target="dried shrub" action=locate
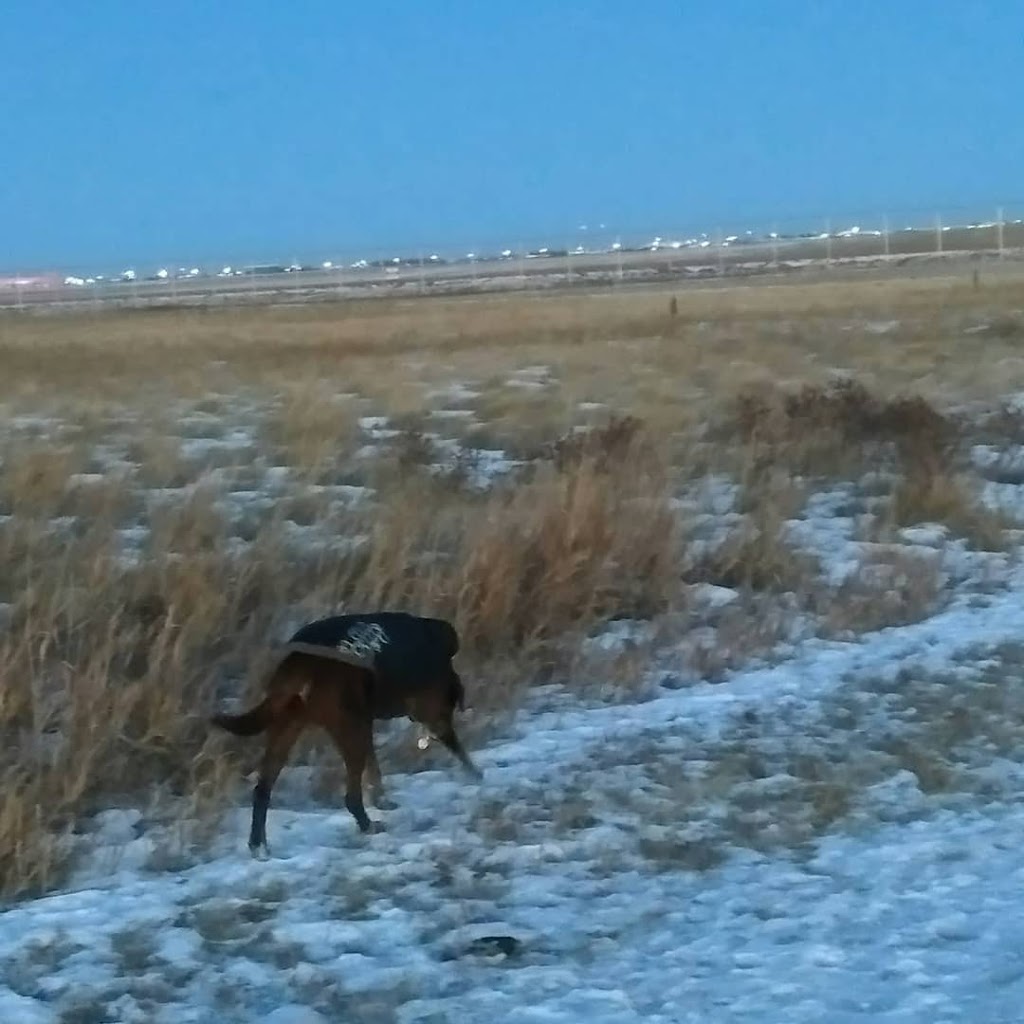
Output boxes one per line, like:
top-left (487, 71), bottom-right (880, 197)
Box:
top-left (890, 467), bottom-right (1009, 549)
top-left (392, 428), bottom-right (436, 470)
top-left (547, 414), bottom-right (645, 472)
top-left (818, 549), bottom-right (942, 638)
top-left (726, 377), bottom-right (957, 477)
top-left (685, 503), bottom-right (819, 594)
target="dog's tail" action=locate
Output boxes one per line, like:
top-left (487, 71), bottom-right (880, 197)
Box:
top-left (211, 698), bottom-right (277, 737)
top-left (211, 644), bottom-right (340, 737)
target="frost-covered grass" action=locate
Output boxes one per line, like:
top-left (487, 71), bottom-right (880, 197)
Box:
top-left (4, 273), bottom-right (1024, 1018)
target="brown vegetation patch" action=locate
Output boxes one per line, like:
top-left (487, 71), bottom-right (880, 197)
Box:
top-left (725, 377), bottom-right (958, 476)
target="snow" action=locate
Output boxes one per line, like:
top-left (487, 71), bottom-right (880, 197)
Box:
top-left (5, 555), bottom-right (1024, 1021)
top-left (429, 445), bottom-right (521, 489)
top-left (425, 382), bottom-right (481, 404)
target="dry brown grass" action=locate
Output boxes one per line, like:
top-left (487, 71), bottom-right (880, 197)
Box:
top-left (4, 272), bottom-right (1024, 408)
top-left (685, 508), bottom-right (818, 594)
top-left (818, 548), bottom-right (943, 639)
top-left (889, 466), bottom-right (1010, 549)
top-left (723, 376), bottom-right (958, 478)
top-left (1, 269), bottom-right (1023, 898)
top-left (0, 441), bottom-right (85, 517)
top-left (262, 382), bottom-right (361, 480)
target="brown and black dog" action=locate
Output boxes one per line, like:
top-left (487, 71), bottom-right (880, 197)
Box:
top-left (211, 612), bottom-right (481, 856)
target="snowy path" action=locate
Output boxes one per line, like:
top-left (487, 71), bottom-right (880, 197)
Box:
top-left (4, 567), bottom-right (1024, 1022)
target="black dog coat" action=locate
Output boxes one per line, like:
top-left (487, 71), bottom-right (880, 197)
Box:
top-left (288, 612), bottom-right (459, 691)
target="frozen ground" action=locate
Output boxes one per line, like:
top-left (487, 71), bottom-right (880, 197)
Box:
top-left (5, 371), bottom-right (1024, 1022)
top-left (4, 552), bottom-right (1024, 1022)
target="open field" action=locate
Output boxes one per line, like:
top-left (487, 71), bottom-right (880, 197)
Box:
top-left (3, 269), bottom-right (1024, 1020)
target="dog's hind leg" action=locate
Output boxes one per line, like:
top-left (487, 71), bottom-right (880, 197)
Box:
top-left (248, 711), bottom-right (305, 858)
top-left (324, 717), bottom-right (376, 834)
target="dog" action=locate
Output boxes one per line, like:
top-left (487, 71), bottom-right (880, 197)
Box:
top-left (211, 612), bottom-right (481, 856)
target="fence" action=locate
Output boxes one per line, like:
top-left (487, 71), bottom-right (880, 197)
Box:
top-left (2, 201), bottom-right (1023, 310)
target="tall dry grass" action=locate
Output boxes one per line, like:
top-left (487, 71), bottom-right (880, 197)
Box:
top-left (262, 382), bottom-right (361, 480)
top-left (0, 425), bottom-right (679, 897)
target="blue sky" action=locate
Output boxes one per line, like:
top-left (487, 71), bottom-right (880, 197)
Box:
top-left (2, 2), bottom-right (1022, 269)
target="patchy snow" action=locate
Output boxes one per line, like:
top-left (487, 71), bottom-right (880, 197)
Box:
top-left (428, 408), bottom-right (476, 420)
top-left (686, 582), bottom-right (741, 611)
top-left (65, 472), bottom-right (110, 487)
top-left (426, 382), bottom-right (481, 404)
top-left (429, 444), bottom-right (522, 490)
top-left (505, 365), bottom-right (555, 391)
top-left (303, 483), bottom-right (373, 504)
top-left (179, 429), bottom-right (255, 461)
top-left (581, 618), bottom-right (653, 655)
top-left (6, 555), bottom-right (1024, 1020)
top-left (358, 415), bottom-right (401, 440)
top-left (862, 319), bottom-right (901, 335)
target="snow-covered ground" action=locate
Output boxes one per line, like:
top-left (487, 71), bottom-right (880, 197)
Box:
top-left (7, 376), bottom-right (1024, 1022)
top-left (5, 553), bottom-right (1024, 1022)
